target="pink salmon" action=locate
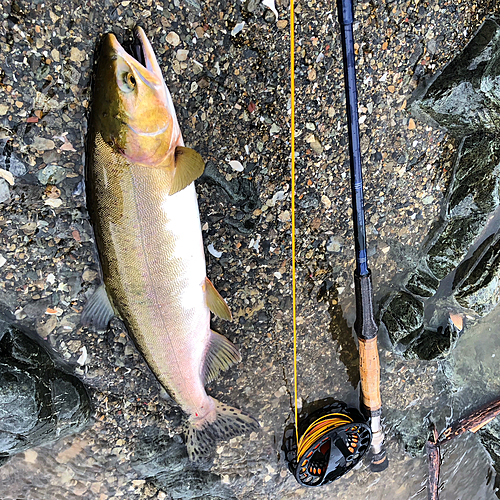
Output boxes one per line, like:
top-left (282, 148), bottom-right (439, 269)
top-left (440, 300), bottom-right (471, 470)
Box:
top-left (83, 26), bottom-right (258, 461)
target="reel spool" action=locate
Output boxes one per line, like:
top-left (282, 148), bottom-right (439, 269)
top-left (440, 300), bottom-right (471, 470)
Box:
top-left (285, 401), bottom-right (371, 487)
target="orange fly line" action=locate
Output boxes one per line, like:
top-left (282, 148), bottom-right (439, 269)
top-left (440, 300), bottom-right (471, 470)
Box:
top-left (290, 0), bottom-right (299, 445)
top-left (289, 0), bottom-right (350, 456)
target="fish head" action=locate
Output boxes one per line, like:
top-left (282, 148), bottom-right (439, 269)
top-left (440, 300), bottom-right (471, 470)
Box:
top-left (92, 27), bottom-right (181, 167)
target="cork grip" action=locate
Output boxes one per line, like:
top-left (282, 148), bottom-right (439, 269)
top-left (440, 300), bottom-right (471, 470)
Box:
top-left (358, 337), bottom-right (381, 412)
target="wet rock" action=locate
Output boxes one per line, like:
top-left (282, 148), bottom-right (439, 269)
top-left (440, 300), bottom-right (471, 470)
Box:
top-left (404, 325), bottom-right (459, 360)
top-left (447, 134), bottom-right (500, 218)
top-left (454, 233), bottom-right (500, 316)
top-left (131, 427), bottom-right (236, 500)
top-left (395, 20), bottom-right (500, 360)
top-left (406, 269), bottom-right (440, 298)
top-left (478, 418), bottom-right (500, 497)
top-left (410, 19), bottom-right (500, 136)
top-left (481, 26), bottom-right (500, 108)
top-left (453, 233), bottom-right (496, 291)
top-left (0, 324), bottom-right (91, 463)
top-left (426, 214), bottom-right (487, 280)
top-left (381, 292), bottom-right (424, 347)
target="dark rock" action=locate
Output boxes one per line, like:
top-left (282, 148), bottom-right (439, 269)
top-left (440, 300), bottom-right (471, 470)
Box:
top-left (200, 162), bottom-right (258, 214)
top-left (410, 19), bottom-right (500, 136)
top-left (454, 232), bottom-right (500, 315)
top-left (406, 269), bottom-right (440, 298)
top-left (426, 214), bottom-right (488, 280)
top-left (404, 325), bottom-right (459, 360)
top-left (453, 232), bottom-right (496, 291)
top-left (381, 292), bottom-right (425, 347)
top-left (399, 23), bottom-right (500, 361)
top-left (481, 26), bottom-right (500, 110)
top-left (0, 325), bottom-right (91, 462)
top-left (447, 134), bottom-right (500, 218)
top-left (403, 434), bottom-right (427, 457)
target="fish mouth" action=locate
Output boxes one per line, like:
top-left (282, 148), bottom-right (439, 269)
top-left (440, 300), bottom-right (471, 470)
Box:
top-left (126, 31), bottom-right (147, 67)
top-left (107, 27), bottom-right (163, 84)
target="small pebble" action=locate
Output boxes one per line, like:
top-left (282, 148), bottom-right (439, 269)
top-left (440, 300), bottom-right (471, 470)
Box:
top-left (278, 210), bottom-right (290, 222)
top-left (176, 49), bottom-right (189, 62)
top-left (32, 137), bottom-right (56, 151)
top-left (229, 160), bottom-right (244, 172)
top-left (231, 22), bottom-right (245, 36)
top-left (38, 165), bottom-right (67, 185)
top-left (208, 243), bottom-right (223, 258)
top-left (166, 32), bottom-right (180, 47)
top-left (0, 179), bottom-right (10, 203)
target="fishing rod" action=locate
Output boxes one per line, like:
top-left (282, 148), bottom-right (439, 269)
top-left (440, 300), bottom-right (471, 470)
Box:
top-left (285, 0), bottom-right (387, 486)
top-left (337, 0), bottom-right (388, 472)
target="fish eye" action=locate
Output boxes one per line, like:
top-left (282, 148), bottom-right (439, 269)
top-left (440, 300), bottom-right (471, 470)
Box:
top-left (126, 73), bottom-right (136, 87)
top-left (118, 72), bottom-right (136, 93)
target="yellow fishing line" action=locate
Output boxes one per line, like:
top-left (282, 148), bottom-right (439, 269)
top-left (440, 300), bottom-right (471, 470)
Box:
top-left (290, 0), bottom-right (299, 446)
top-left (297, 414), bottom-right (354, 461)
top-left (289, 1), bottom-right (352, 464)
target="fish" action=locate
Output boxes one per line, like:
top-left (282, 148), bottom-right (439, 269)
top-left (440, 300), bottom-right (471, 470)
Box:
top-left (83, 26), bottom-right (258, 461)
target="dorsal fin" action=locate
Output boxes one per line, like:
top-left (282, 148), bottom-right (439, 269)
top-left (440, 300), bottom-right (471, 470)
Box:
top-left (205, 277), bottom-right (232, 321)
top-left (202, 330), bottom-right (241, 385)
top-left (169, 146), bottom-right (205, 195)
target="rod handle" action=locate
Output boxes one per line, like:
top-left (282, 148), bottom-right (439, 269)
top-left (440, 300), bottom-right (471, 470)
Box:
top-left (358, 337), bottom-right (381, 412)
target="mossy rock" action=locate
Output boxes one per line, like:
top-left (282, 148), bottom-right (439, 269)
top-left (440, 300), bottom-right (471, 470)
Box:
top-left (382, 292), bottom-right (425, 347)
top-left (454, 233), bottom-right (500, 316)
top-left (406, 269), bottom-right (440, 298)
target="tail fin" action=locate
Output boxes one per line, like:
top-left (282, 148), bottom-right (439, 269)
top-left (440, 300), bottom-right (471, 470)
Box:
top-left (185, 397), bottom-right (259, 462)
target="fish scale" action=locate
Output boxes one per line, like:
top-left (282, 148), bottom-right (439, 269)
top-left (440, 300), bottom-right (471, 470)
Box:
top-left (91, 135), bottom-right (209, 408)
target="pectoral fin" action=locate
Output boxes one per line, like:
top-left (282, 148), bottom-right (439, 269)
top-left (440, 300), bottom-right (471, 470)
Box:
top-left (205, 277), bottom-right (232, 321)
top-left (169, 146), bottom-right (205, 195)
top-left (81, 284), bottom-right (115, 330)
top-left (202, 330), bottom-right (241, 385)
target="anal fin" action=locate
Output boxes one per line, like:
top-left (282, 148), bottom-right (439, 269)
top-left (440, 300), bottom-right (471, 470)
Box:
top-left (205, 277), bottom-right (232, 321)
top-left (202, 330), bottom-right (241, 385)
top-left (169, 146), bottom-right (205, 195)
top-left (81, 284), bottom-right (115, 330)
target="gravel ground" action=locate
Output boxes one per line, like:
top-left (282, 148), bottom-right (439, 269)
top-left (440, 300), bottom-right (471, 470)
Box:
top-left (0, 0), bottom-right (499, 498)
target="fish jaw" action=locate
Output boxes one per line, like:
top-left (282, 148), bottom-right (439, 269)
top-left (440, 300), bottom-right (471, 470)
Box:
top-left (91, 29), bottom-right (181, 169)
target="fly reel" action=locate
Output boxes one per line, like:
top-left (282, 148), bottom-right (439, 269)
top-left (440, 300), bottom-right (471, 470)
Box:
top-left (284, 401), bottom-right (371, 487)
